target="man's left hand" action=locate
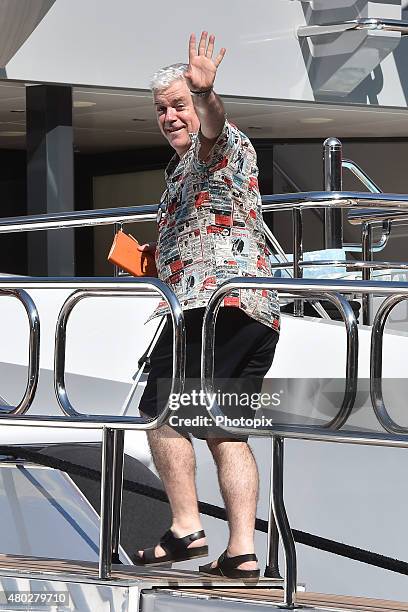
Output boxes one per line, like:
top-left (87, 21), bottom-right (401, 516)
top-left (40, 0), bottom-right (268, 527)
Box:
top-left (185, 31), bottom-right (226, 93)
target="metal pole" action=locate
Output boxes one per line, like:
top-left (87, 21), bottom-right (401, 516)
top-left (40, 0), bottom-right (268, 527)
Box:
top-left (362, 222), bottom-right (372, 325)
top-left (293, 208), bottom-right (304, 317)
top-left (264, 438), bottom-right (282, 579)
top-left (323, 137), bottom-right (343, 249)
top-left (272, 436), bottom-right (298, 609)
top-left (99, 427), bottom-right (115, 579)
top-left (111, 429), bottom-right (125, 564)
top-left (113, 223), bottom-right (121, 277)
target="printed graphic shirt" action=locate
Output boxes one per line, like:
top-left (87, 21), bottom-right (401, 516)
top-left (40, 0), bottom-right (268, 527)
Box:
top-left (149, 120), bottom-right (280, 332)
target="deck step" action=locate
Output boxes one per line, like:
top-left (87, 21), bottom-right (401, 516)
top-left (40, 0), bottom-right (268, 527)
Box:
top-left (0, 553), bottom-right (284, 611)
top-left (0, 554), bottom-right (404, 611)
top-left (148, 588), bottom-right (408, 611)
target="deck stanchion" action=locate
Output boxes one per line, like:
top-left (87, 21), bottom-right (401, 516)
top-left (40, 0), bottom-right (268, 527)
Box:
top-left (362, 222), bottom-right (373, 325)
top-left (293, 208), bottom-right (304, 317)
top-left (111, 429), bottom-right (125, 564)
top-left (323, 137), bottom-right (343, 249)
top-left (99, 426), bottom-right (115, 579)
top-left (112, 222), bottom-right (121, 277)
top-left (265, 439), bottom-right (282, 579)
top-left (272, 436), bottom-right (298, 609)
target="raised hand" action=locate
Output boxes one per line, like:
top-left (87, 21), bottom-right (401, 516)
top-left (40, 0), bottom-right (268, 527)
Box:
top-left (185, 32), bottom-right (226, 93)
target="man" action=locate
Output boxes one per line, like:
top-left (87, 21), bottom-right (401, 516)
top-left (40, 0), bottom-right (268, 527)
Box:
top-left (135, 32), bottom-right (280, 580)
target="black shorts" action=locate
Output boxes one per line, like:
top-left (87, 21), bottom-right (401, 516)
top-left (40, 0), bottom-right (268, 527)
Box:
top-left (138, 307), bottom-right (279, 440)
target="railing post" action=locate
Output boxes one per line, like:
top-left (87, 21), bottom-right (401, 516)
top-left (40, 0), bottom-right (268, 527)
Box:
top-left (272, 436), bottom-right (298, 609)
top-left (99, 427), bottom-right (115, 579)
top-left (264, 438), bottom-right (282, 579)
top-left (293, 208), bottom-right (304, 316)
top-left (323, 137), bottom-right (343, 249)
top-left (111, 429), bottom-right (125, 564)
top-left (113, 223), bottom-right (121, 277)
top-left (362, 222), bottom-right (373, 325)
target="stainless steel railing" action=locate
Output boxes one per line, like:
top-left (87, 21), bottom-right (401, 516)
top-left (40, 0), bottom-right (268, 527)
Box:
top-left (0, 278), bottom-right (184, 430)
top-left (270, 145), bottom-right (393, 323)
top-left (0, 276), bottom-right (185, 581)
top-left (273, 151), bottom-right (390, 255)
top-left (0, 153), bottom-right (408, 593)
top-left (0, 205), bottom-right (157, 233)
top-left (371, 294), bottom-right (408, 435)
top-left (0, 194), bottom-right (332, 319)
top-left (0, 139), bottom-right (400, 325)
top-left (0, 205), bottom-right (185, 580)
top-left (201, 276), bottom-right (408, 608)
top-left (266, 138), bottom-right (408, 326)
top-left (0, 141), bottom-right (399, 325)
top-left (202, 277), bottom-right (360, 436)
top-left (0, 205), bottom-right (182, 579)
top-left (0, 232), bottom-right (408, 602)
top-left (202, 276), bottom-right (408, 438)
top-left (262, 190), bottom-right (408, 325)
top-left (342, 159), bottom-right (391, 256)
top-left (298, 18), bottom-right (408, 39)
top-left (0, 290), bottom-right (40, 415)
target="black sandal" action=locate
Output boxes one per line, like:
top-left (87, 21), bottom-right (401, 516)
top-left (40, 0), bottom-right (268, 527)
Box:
top-left (133, 529), bottom-right (208, 566)
top-left (199, 550), bottom-right (260, 581)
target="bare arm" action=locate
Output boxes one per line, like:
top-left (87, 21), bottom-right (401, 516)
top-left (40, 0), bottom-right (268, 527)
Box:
top-left (191, 90), bottom-right (225, 142)
top-left (185, 32), bottom-right (226, 144)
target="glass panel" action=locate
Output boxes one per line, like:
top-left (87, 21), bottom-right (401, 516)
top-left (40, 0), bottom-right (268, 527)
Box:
top-left (0, 462), bottom-right (126, 562)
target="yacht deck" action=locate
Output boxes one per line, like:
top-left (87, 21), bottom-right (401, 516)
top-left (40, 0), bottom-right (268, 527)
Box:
top-left (0, 554), bottom-right (405, 611)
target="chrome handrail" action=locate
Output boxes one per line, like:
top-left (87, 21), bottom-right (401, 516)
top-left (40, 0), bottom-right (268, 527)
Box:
top-left (270, 260), bottom-right (408, 271)
top-left (346, 223), bottom-right (390, 253)
top-left (371, 294), bottom-right (408, 435)
top-left (298, 18), bottom-right (408, 38)
top-left (201, 276), bottom-right (408, 609)
top-left (261, 191), bottom-right (408, 211)
top-left (0, 277), bottom-right (184, 430)
top-left (202, 277), bottom-right (408, 440)
top-left (0, 173), bottom-right (403, 326)
top-left (342, 159), bottom-right (391, 255)
top-left (0, 290), bottom-right (40, 415)
top-left (0, 205), bottom-right (157, 233)
top-left (261, 190), bottom-right (408, 324)
top-left (270, 153), bottom-right (392, 319)
top-left (0, 276), bottom-right (184, 580)
top-left (202, 277), bottom-right (359, 434)
top-left (348, 208), bottom-right (408, 224)
top-left (273, 155), bottom-right (389, 254)
top-left (342, 160), bottom-right (382, 195)
top-left (323, 138), bottom-right (343, 249)
top-left (2, 148), bottom-right (408, 592)
top-left (54, 286), bottom-right (184, 423)
top-left (0, 191), bottom-right (405, 225)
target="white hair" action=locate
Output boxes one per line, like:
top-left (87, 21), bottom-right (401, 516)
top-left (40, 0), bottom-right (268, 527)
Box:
top-left (150, 63), bottom-right (188, 93)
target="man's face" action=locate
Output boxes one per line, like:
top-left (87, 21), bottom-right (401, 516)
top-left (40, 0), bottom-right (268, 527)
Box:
top-left (154, 80), bottom-right (200, 157)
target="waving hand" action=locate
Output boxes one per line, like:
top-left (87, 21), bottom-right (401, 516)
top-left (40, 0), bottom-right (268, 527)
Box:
top-left (185, 32), bottom-right (226, 93)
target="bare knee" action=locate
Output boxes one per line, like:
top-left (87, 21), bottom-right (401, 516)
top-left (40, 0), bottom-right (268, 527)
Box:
top-left (206, 437), bottom-right (249, 461)
top-left (147, 424), bottom-right (191, 449)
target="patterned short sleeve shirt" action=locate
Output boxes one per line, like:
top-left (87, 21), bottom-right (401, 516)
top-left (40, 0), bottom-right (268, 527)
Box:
top-left (148, 120), bottom-right (280, 332)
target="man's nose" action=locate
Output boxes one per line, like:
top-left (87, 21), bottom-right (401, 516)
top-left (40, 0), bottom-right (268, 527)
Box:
top-left (165, 107), bottom-right (177, 122)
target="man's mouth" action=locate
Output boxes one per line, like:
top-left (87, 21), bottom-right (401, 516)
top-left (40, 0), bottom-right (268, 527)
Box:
top-left (166, 127), bottom-right (183, 134)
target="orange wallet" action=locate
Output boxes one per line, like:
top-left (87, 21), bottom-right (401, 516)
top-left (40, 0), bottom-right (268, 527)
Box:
top-left (107, 230), bottom-right (157, 277)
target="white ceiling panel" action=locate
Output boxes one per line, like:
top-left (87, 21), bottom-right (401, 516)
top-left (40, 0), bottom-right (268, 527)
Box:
top-left (0, 82), bottom-right (408, 151)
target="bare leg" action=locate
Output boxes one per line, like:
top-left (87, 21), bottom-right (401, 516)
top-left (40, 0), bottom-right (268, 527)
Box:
top-left (138, 423), bottom-right (206, 559)
top-left (207, 438), bottom-right (258, 570)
